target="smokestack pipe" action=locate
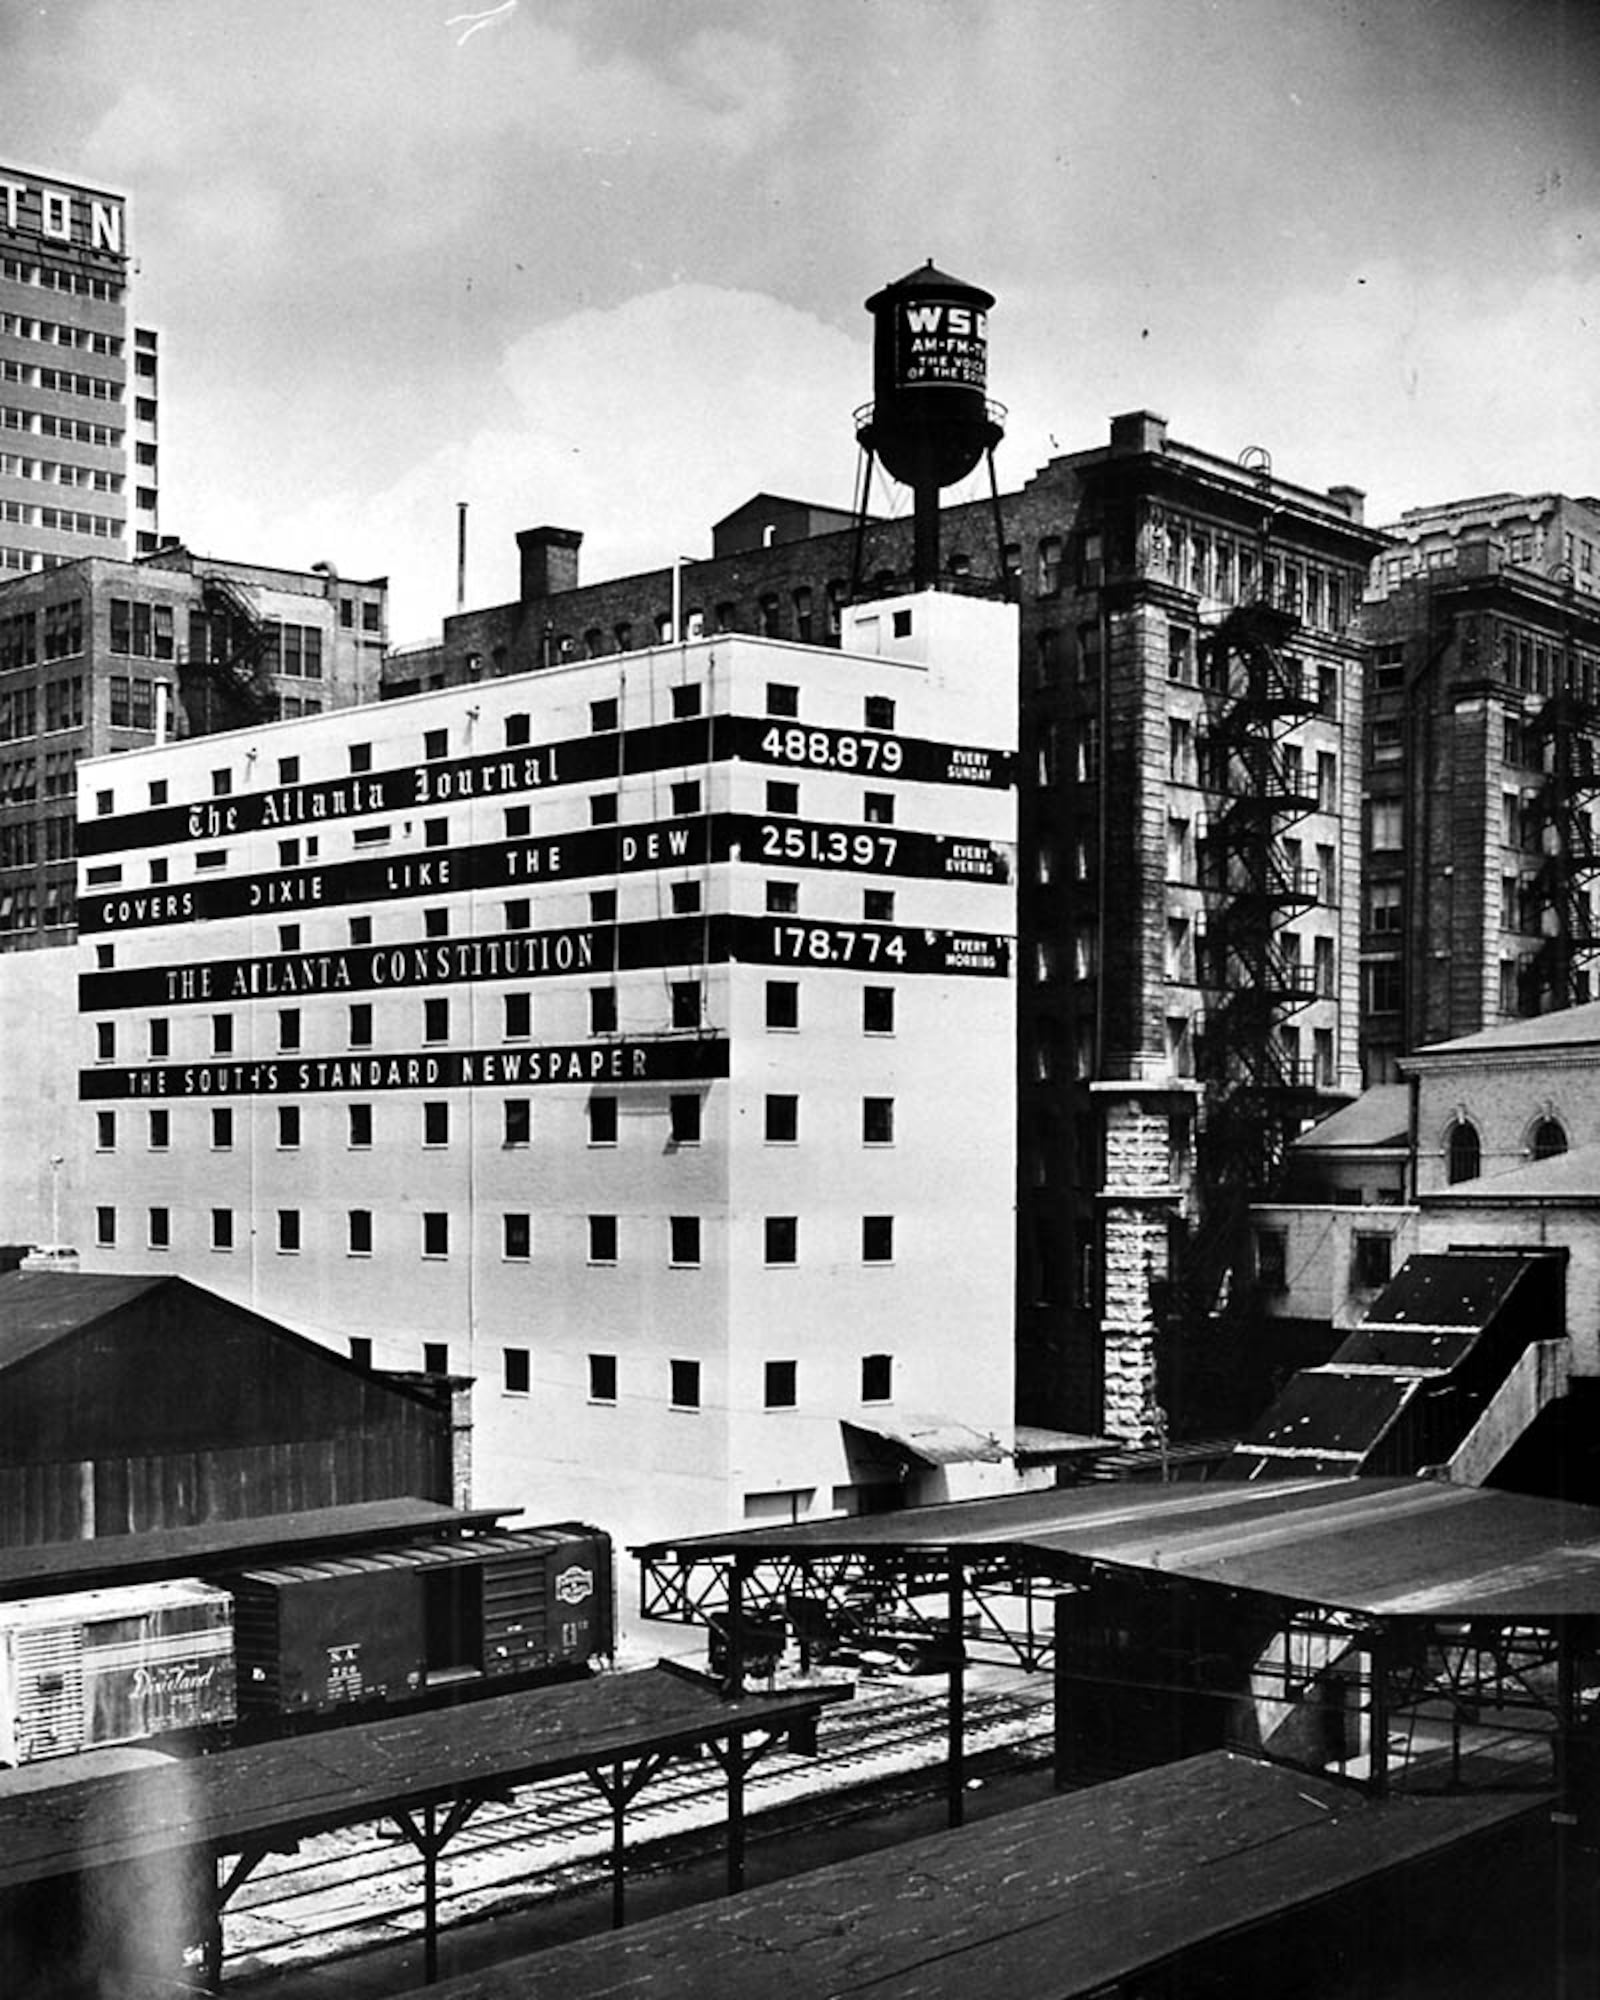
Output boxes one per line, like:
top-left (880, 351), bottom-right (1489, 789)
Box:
top-left (456, 501), bottom-right (468, 612)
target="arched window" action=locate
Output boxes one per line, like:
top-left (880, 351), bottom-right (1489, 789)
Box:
top-left (1447, 1121), bottom-right (1482, 1184)
top-left (1532, 1118), bottom-right (1568, 1161)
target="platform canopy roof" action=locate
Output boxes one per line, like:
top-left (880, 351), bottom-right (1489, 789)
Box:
top-left (636, 1477), bottom-right (1600, 1621)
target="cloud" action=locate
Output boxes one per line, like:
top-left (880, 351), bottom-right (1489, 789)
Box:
top-left (213, 284), bottom-right (869, 641)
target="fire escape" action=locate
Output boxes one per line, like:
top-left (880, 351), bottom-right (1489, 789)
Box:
top-left (1173, 598), bottom-right (1321, 1339)
top-left (1526, 685), bottom-right (1600, 1011)
top-left (179, 573), bottom-right (276, 733)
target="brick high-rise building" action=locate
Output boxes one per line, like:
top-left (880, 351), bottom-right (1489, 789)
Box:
top-left (1, 162), bottom-right (158, 571)
top-left (1361, 493), bottom-right (1600, 1085)
top-left (383, 413), bottom-right (1386, 1442)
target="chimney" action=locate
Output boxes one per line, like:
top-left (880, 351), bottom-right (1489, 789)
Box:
top-left (1327, 485), bottom-right (1366, 524)
top-left (1109, 410), bottom-right (1168, 456)
top-left (516, 527), bottom-right (583, 604)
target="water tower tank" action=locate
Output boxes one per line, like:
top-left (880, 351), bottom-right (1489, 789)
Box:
top-left (857, 262), bottom-right (1002, 490)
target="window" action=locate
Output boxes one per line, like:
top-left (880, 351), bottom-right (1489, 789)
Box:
top-left (505, 898), bottom-right (531, 931)
top-left (863, 791), bottom-right (894, 825)
top-left (504, 992), bottom-right (531, 1039)
top-left (765, 1216), bottom-right (798, 1265)
top-left (424, 728), bottom-right (448, 761)
top-left (1447, 1121), bottom-right (1482, 1185)
top-left (505, 712), bottom-right (531, 747)
top-left (765, 1094), bottom-right (798, 1143)
top-left (96, 1110), bottom-right (115, 1151)
top-left (590, 987), bottom-right (618, 1033)
top-left (589, 1214), bottom-right (618, 1263)
top-left (671, 780), bottom-right (701, 815)
top-left (670, 1359), bottom-right (701, 1409)
top-left (766, 981), bottom-right (798, 1029)
top-left (424, 819), bottom-right (448, 850)
top-left (348, 1103), bottom-right (373, 1148)
top-left (149, 1018), bottom-right (170, 1060)
top-left (1532, 1118), bottom-right (1568, 1161)
top-left (348, 1210), bottom-right (373, 1256)
top-left (1353, 1232), bottom-right (1393, 1290)
top-left (422, 1212), bottom-right (450, 1257)
top-left (862, 1215), bottom-right (895, 1263)
top-left (590, 697), bottom-right (619, 732)
top-left (764, 1360), bottom-right (797, 1408)
top-left (767, 880), bottom-right (798, 915)
top-left (766, 780), bottom-right (799, 815)
top-left (671, 683), bottom-right (703, 719)
top-left (588, 1095), bottom-right (618, 1145)
top-left (423, 1101), bottom-right (449, 1147)
top-left (862, 1097), bottom-right (895, 1145)
top-left (503, 1099), bottom-right (530, 1147)
top-left (503, 1213), bottom-right (531, 1261)
top-left (211, 1208), bottom-right (233, 1252)
top-left (423, 905), bottom-right (449, 937)
top-left (864, 694), bottom-right (896, 732)
top-left (349, 914), bottom-right (372, 945)
top-left (278, 1008), bottom-right (301, 1053)
top-left (147, 1206), bottom-right (170, 1250)
top-left (423, 1342), bottom-right (449, 1375)
top-left (277, 1104), bottom-right (301, 1149)
top-left (669, 1093), bottom-right (702, 1144)
top-left (863, 889), bottom-right (895, 922)
top-left (1365, 961), bottom-right (1403, 1015)
top-left (589, 1353), bottom-right (618, 1403)
top-left (1038, 535), bottom-right (1063, 595)
top-left (863, 986), bottom-right (895, 1034)
top-left (590, 889), bottom-right (617, 923)
top-left (671, 980), bottom-right (701, 1028)
top-left (277, 1210), bottom-right (301, 1254)
top-left (505, 805), bottom-right (531, 839)
top-left (861, 1354), bottom-right (893, 1403)
top-left (148, 1107), bottom-right (169, 1150)
top-left (424, 998), bottom-right (449, 1042)
top-left (589, 793), bottom-right (618, 826)
top-left (504, 1347), bottom-right (531, 1394)
top-left (95, 1021), bottom-right (115, 1062)
top-left (670, 1216), bottom-right (701, 1266)
top-left (766, 682), bottom-right (799, 718)
top-left (1255, 1228), bottom-right (1288, 1290)
top-left (670, 880), bottom-right (701, 916)
top-left (1317, 750), bottom-right (1338, 812)
top-left (1370, 799), bottom-right (1403, 851)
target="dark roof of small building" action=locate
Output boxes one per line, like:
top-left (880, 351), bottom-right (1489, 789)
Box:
top-left (1290, 1085), bottom-right (1409, 1152)
top-left (0, 1271), bottom-right (167, 1370)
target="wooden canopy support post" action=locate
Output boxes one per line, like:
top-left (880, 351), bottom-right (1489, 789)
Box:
top-left (204, 1837), bottom-right (298, 1993)
top-left (392, 1794), bottom-right (486, 1985)
top-left (586, 1751), bottom-right (672, 1930)
top-left (947, 1554), bottom-right (967, 1829)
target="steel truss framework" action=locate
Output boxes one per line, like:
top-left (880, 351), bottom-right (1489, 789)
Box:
top-left (642, 1543), bottom-right (1597, 1804)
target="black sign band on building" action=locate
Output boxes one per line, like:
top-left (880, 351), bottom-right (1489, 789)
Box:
top-left (78, 1036), bottom-right (731, 1102)
top-left (77, 715), bottom-right (1015, 858)
top-left (80, 915), bottom-right (1012, 1012)
top-left (78, 813), bottom-right (1012, 934)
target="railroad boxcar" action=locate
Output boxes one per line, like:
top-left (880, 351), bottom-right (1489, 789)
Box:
top-left (0, 1580), bottom-right (235, 1765)
top-left (228, 1522), bottom-right (612, 1718)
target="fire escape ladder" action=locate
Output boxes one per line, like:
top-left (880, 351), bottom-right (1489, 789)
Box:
top-left (1175, 600), bottom-right (1321, 1330)
top-left (1527, 689), bottom-right (1600, 1010)
top-left (189, 574), bottom-right (276, 725)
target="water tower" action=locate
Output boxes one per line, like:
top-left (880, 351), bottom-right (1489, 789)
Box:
top-left (853, 261), bottom-right (1006, 590)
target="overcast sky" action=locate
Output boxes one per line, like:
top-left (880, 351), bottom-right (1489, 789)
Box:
top-left (6, 0), bottom-right (1598, 640)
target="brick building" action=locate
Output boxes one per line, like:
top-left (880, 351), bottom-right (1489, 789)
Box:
top-left (1361, 493), bottom-right (1600, 1085)
top-left (0, 546), bottom-right (387, 948)
top-left (2, 161), bottom-right (158, 571)
top-left (383, 413), bottom-right (1385, 1441)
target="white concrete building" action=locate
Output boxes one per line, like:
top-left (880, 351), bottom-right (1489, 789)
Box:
top-left (74, 591), bottom-right (1020, 1567)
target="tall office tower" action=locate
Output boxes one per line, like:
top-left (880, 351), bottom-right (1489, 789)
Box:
top-left (1362, 493), bottom-right (1600, 1085)
top-left (75, 592), bottom-right (1021, 1561)
top-left (0, 551), bottom-right (387, 948)
top-left (0, 164), bottom-right (156, 573)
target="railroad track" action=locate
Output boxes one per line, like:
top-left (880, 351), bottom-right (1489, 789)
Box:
top-left (223, 1671), bottom-right (1053, 1982)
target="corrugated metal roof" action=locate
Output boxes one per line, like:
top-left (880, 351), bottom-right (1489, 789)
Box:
top-left (637, 1478), bottom-right (1600, 1619)
top-left (1245, 1370), bottom-right (1417, 1453)
top-left (843, 1416), bottom-right (1007, 1466)
top-left (0, 1270), bottom-right (167, 1370)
